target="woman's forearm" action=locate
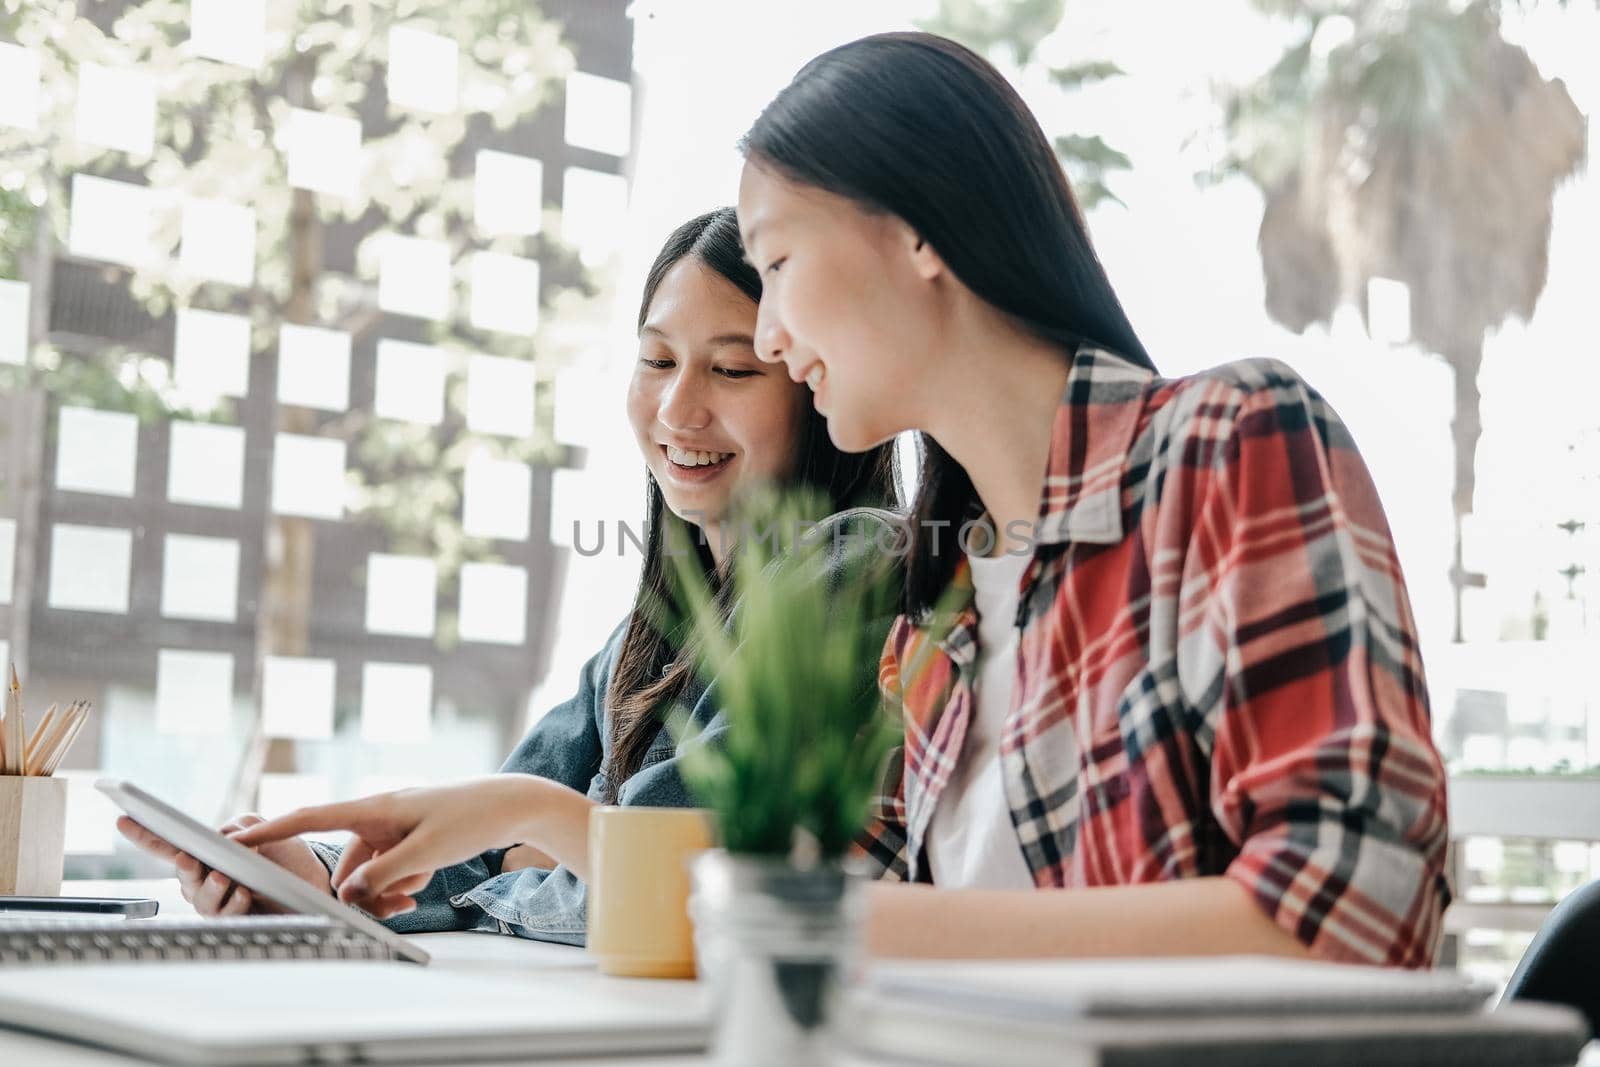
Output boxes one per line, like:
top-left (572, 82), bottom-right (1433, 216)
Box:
top-left (865, 876), bottom-right (1309, 960)
top-left (508, 775), bottom-right (598, 882)
top-left (498, 778), bottom-right (1307, 959)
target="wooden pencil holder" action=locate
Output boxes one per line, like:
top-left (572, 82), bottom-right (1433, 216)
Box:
top-left (0, 775), bottom-right (68, 895)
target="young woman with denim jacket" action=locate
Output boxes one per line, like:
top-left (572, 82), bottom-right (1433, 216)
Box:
top-left (119, 207), bottom-right (900, 942)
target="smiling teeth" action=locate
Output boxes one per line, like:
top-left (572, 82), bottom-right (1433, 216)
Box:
top-left (804, 365), bottom-right (824, 391)
top-left (667, 446), bottom-right (733, 467)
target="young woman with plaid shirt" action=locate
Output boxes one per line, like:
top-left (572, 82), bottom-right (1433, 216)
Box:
top-left (736, 31), bottom-right (1450, 967)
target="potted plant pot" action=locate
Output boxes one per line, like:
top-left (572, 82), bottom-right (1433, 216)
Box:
top-left (689, 849), bottom-right (864, 1066)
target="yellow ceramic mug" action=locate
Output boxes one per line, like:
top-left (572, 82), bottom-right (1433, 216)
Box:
top-left (587, 806), bottom-right (716, 978)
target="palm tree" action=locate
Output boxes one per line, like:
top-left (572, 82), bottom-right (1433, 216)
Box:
top-left (1212, 0), bottom-right (1587, 642)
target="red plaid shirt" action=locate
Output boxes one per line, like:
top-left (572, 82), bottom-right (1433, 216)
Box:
top-left (862, 349), bottom-right (1451, 967)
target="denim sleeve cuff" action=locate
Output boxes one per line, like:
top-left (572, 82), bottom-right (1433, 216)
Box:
top-left (305, 839), bottom-right (341, 875)
top-left (451, 866), bottom-right (589, 947)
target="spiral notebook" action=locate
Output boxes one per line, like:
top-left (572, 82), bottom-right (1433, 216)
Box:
top-left (0, 914), bottom-right (395, 965)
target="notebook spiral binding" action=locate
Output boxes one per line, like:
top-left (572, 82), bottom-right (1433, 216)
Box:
top-left (0, 916), bottom-right (394, 965)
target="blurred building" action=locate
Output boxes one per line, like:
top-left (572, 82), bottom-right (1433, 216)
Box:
top-left (0, 0), bottom-right (635, 859)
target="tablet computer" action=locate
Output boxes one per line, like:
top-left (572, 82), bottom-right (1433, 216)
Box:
top-left (95, 778), bottom-right (429, 965)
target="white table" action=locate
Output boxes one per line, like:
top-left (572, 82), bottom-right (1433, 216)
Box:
top-left (0, 880), bottom-right (709, 1066)
top-left (8, 882), bottom-right (1597, 1067)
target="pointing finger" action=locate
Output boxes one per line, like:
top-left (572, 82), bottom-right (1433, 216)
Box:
top-left (229, 801), bottom-right (377, 847)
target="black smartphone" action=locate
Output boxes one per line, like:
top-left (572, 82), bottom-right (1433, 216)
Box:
top-left (0, 896), bottom-right (160, 917)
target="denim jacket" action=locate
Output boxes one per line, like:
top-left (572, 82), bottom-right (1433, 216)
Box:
top-left (309, 506), bottom-right (903, 945)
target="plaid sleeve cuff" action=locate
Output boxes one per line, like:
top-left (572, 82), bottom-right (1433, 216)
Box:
top-left (1221, 729), bottom-right (1450, 967)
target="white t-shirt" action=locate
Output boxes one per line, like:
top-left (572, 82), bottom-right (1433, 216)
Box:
top-left (923, 547), bottom-right (1036, 890)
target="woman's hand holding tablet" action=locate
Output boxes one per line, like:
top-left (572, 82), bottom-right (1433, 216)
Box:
top-left (117, 811), bottom-right (332, 916)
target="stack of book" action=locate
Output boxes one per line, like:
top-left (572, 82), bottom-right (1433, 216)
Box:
top-left (844, 956), bottom-right (1588, 1067)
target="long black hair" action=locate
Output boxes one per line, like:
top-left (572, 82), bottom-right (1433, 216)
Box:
top-left (603, 208), bottom-right (896, 800)
top-left (741, 31), bottom-right (1154, 619)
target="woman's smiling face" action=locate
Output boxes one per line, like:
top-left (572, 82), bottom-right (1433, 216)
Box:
top-left (626, 257), bottom-right (811, 534)
top-left (738, 160), bottom-right (939, 453)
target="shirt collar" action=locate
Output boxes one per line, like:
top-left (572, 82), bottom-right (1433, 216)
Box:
top-left (930, 347), bottom-right (1151, 665)
top-left (1032, 346), bottom-right (1154, 547)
